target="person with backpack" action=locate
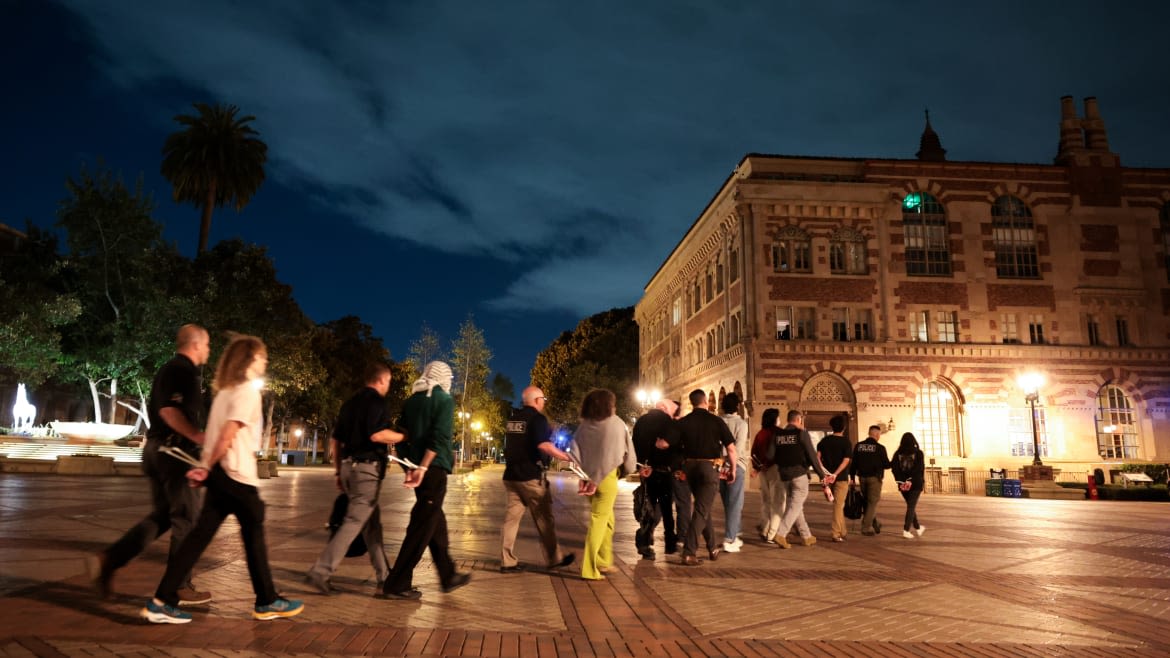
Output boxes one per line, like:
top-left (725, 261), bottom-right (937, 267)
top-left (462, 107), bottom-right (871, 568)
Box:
top-left (891, 432), bottom-right (926, 539)
top-left (306, 362), bottom-right (404, 595)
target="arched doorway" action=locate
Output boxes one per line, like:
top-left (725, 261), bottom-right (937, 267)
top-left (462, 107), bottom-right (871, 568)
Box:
top-left (799, 373), bottom-right (858, 443)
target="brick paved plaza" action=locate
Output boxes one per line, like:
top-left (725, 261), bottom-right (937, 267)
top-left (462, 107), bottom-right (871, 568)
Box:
top-left (1, 466), bottom-right (1167, 657)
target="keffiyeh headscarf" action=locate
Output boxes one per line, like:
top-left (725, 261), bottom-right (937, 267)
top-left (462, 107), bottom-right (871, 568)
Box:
top-left (411, 360), bottom-right (453, 396)
top-left (655, 399), bottom-right (679, 418)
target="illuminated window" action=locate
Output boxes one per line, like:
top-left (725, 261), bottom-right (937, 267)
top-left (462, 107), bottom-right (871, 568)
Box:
top-left (1096, 385), bottom-right (1139, 459)
top-left (672, 298), bottom-right (681, 326)
top-left (909, 310), bottom-right (929, 342)
top-left (829, 227), bottom-right (867, 274)
top-left (772, 226), bottom-right (811, 273)
top-left (902, 192), bottom-right (951, 276)
top-left (776, 306), bottom-right (815, 340)
top-left (992, 196), bottom-right (1039, 279)
top-left (1001, 313), bottom-right (1019, 344)
top-left (936, 311), bottom-right (958, 343)
top-left (1009, 406), bottom-right (1048, 458)
top-left (913, 381), bottom-right (962, 457)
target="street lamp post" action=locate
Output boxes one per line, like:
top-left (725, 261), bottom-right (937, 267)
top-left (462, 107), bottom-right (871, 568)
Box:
top-left (635, 388), bottom-right (661, 410)
top-left (1018, 373), bottom-right (1045, 467)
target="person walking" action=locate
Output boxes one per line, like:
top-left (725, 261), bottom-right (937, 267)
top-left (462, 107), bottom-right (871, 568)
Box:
top-left (891, 432), bottom-right (926, 539)
top-left (666, 390), bottom-right (737, 566)
top-left (751, 408), bottom-right (784, 542)
top-left (91, 324), bottom-right (212, 604)
top-left (768, 410), bottom-right (833, 548)
top-left (306, 362), bottom-right (404, 594)
top-left (499, 385), bottom-right (576, 573)
top-left (141, 334), bottom-right (303, 624)
top-left (632, 398), bottom-right (684, 559)
top-left (718, 393), bottom-right (749, 553)
top-left (380, 361), bottom-right (472, 600)
top-left (850, 424), bottom-right (891, 536)
top-left (570, 389), bottom-right (637, 580)
top-left (816, 414), bottom-right (853, 542)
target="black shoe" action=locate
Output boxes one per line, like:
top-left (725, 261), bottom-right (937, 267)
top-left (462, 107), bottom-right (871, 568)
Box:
top-left (500, 563), bottom-right (526, 574)
top-left (873, 519), bottom-right (882, 535)
top-left (378, 588), bottom-right (422, 600)
top-left (638, 547), bottom-right (656, 560)
top-left (441, 572), bottom-right (471, 593)
top-left (708, 547), bottom-right (721, 562)
top-left (553, 553), bottom-right (576, 569)
top-left (86, 553), bottom-right (113, 600)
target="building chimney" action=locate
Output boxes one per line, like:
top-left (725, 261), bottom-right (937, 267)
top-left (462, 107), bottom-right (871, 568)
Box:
top-left (1055, 95), bottom-right (1084, 164)
top-left (1082, 97), bottom-right (1111, 151)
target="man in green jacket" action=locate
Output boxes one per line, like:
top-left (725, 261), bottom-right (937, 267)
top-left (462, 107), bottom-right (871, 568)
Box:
top-left (380, 361), bottom-right (472, 600)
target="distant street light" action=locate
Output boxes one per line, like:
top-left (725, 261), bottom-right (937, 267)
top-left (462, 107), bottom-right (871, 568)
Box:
top-left (1018, 373), bottom-right (1045, 466)
top-left (635, 388), bottom-right (661, 410)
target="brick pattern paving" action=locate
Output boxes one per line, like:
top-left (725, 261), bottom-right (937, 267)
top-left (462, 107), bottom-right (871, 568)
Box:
top-left (1, 467), bottom-right (1168, 656)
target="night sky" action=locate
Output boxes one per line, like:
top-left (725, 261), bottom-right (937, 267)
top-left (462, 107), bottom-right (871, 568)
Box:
top-left (4, 1), bottom-right (1169, 401)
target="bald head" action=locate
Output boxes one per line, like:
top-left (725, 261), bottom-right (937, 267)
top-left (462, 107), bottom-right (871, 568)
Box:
top-left (522, 386), bottom-right (547, 411)
top-left (176, 324), bottom-right (210, 366)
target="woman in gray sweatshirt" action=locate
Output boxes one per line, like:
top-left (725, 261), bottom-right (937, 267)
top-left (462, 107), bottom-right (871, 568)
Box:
top-left (569, 389), bottom-right (637, 580)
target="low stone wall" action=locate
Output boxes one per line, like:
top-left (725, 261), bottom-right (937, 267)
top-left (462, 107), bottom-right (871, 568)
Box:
top-left (55, 455), bottom-right (115, 475)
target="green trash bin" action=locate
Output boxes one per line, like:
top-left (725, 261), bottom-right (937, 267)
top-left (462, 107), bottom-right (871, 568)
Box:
top-left (985, 479), bottom-right (1003, 497)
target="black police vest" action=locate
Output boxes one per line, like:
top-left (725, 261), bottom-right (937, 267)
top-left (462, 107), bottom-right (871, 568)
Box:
top-left (772, 426), bottom-right (805, 468)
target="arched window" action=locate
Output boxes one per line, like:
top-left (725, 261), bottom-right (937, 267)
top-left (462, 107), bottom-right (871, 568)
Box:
top-left (692, 280), bottom-right (701, 314)
top-left (913, 380), bottom-right (962, 457)
top-left (704, 267), bottom-right (713, 302)
top-left (992, 196), bottom-right (1039, 278)
top-left (1161, 203), bottom-right (1170, 284)
top-left (729, 247), bottom-right (739, 283)
top-left (716, 260), bottom-right (725, 293)
top-left (1096, 385), bottom-right (1139, 459)
top-left (829, 227), bottom-right (867, 274)
top-left (717, 324), bottom-right (725, 352)
top-left (730, 314), bottom-right (740, 345)
top-left (902, 192), bottom-right (951, 276)
top-left (772, 226), bottom-right (811, 273)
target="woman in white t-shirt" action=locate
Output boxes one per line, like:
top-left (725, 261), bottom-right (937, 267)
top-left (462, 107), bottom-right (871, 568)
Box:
top-left (141, 334), bottom-right (304, 624)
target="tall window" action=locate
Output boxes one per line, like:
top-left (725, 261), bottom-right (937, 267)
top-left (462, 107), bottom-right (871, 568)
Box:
top-left (1028, 314), bottom-right (1045, 344)
top-left (832, 308), bottom-right (848, 341)
top-left (1161, 203), bottom-right (1170, 283)
top-left (776, 306), bottom-right (815, 340)
top-left (729, 246), bottom-right (739, 283)
top-left (992, 196), bottom-right (1040, 278)
top-left (1086, 314), bottom-right (1101, 346)
top-left (936, 311), bottom-right (958, 343)
top-left (853, 309), bottom-right (873, 341)
top-left (716, 261), bottom-right (725, 293)
top-left (1096, 385), bottom-right (1139, 459)
top-left (691, 281), bottom-right (700, 314)
top-left (1009, 406), bottom-right (1048, 458)
top-left (717, 324), bottom-right (725, 352)
top-left (914, 381), bottom-right (962, 457)
top-left (1116, 316), bottom-right (1131, 346)
top-left (730, 314), bottom-right (740, 345)
top-left (706, 331), bottom-right (714, 358)
top-left (672, 298), bottom-right (681, 326)
top-left (909, 310), bottom-right (929, 342)
top-left (772, 226), bottom-right (811, 273)
top-left (705, 268), bottom-right (714, 302)
top-left (829, 227), bottom-right (867, 274)
top-left (1001, 313), bottom-right (1019, 344)
top-left (902, 192), bottom-right (951, 276)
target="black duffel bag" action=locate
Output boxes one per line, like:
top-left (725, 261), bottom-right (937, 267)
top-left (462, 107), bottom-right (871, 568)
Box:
top-left (328, 493), bottom-right (368, 557)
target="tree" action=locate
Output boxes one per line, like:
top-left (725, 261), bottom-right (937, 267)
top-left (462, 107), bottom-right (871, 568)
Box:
top-left (449, 315), bottom-right (502, 453)
top-left (407, 323), bottom-right (444, 373)
top-left (161, 103), bottom-right (268, 255)
top-left (531, 307), bottom-right (639, 425)
top-left (298, 316), bottom-right (391, 436)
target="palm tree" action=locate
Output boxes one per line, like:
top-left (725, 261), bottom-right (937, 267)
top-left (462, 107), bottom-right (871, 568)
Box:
top-left (161, 103), bottom-right (268, 255)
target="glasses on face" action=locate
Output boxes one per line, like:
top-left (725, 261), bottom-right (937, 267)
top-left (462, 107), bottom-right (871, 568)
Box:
top-left (535, 396), bottom-right (547, 402)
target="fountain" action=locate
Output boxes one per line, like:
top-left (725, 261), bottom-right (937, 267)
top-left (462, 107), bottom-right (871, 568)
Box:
top-left (12, 383), bottom-right (36, 431)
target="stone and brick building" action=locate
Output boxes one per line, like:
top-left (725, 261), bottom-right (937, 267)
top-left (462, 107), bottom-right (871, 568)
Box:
top-left (635, 97), bottom-right (1170, 486)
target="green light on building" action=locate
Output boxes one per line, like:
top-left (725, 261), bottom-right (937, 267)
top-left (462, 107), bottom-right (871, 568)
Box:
top-left (903, 193), bottom-right (922, 211)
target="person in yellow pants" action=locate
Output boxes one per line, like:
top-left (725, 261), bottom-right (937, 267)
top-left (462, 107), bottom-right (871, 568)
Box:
top-left (569, 389), bottom-right (636, 581)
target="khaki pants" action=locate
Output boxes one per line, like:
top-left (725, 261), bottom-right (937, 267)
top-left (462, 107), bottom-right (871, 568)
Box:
top-left (501, 478), bottom-right (565, 568)
top-left (860, 476), bottom-right (883, 533)
top-left (829, 479), bottom-right (850, 539)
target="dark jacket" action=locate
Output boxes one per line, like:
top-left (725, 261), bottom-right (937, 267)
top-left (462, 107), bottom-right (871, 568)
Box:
top-left (849, 438), bottom-right (891, 479)
top-left (891, 448), bottom-right (925, 492)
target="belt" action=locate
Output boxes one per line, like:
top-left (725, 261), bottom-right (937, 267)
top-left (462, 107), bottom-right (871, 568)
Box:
top-left (345, 456), bottom-right (384, 464)
top-left (685, 458), bottom-right (722, 465)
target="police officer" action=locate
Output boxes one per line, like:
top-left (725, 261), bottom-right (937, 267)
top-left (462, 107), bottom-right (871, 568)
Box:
top-left (499, 386), bottom-right (576, 573)
top-left (850, 424), bottom-right (891, 535)
top-left (769, 410), bottom-right (833, 548)
top-left (667, 390), bottom-right (737, 566)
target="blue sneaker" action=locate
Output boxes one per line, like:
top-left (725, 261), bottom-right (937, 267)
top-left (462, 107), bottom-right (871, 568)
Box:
top-left (253, 597), bottom-right (304, 620)
top-left (140, 600), bottom-right (192, 624)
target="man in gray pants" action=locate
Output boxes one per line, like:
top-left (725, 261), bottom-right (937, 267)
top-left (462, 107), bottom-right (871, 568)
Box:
top-left (306, 363), bottom-right (404, 594)
top-left (768, 410), bottom-right (834, 548)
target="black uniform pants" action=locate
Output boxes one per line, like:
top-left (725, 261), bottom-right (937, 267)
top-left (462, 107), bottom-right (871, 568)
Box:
top-left (682, 460), bottom-right (720, 557)
top-left (636, 470), bottom-right (684, 550)
top-left (382, 468), bottom-right (457, 594)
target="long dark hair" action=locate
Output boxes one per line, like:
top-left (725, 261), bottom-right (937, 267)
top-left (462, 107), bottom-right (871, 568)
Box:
top-left (761, 408), bottom-right (780, 430)
top-left (895, 432), bottom-right (920, 455)
top-left (579, 389), bottom-right (616, 422)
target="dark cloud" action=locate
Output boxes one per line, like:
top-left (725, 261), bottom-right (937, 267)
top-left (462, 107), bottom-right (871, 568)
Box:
top-left (57, 0), bottom-right (1170, 315)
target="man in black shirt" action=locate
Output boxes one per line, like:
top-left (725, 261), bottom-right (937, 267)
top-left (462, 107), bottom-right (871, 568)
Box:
top-left (850, 424), bottom-right (891, 536)
top-left (306, 362), bottom-right (404, 594)
top-left (632, 399), bottom-right (683, 559)
top-left (90, 324), bottom-right (212, 605)
top-left (499, 386), bottom-right (576, 573)
top-left (816, 415), bottom-right (853, 542)
top-left (666, 390), bottom-right (737, 565)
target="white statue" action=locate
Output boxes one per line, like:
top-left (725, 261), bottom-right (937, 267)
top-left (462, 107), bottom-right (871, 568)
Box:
top-left (13, 383), bottom-right (37, 431)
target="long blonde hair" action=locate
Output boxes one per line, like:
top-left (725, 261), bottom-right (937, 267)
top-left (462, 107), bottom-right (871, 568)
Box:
top-left (212, 333), bottom-right (266, 393)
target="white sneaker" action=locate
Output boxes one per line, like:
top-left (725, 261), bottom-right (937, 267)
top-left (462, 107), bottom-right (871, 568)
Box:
top-left (730, 537), bottom-right (744, 549)
top-left (722, 540), bottom-right (741, 553)
top-left (915, 525), bottom-right (926, 537)
top-left (902, 530), bottom-right (915, 539)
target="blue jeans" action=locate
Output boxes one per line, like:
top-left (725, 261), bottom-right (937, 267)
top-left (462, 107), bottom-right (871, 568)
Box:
top-left (719, 465), bottom-right (746, 542)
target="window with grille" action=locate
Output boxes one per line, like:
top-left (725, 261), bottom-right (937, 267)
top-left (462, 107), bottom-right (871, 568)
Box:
top-left (936, 311), bottom-right (958, 343)
top-left (776, 306), bottom-right (815, 340)
top-left (1001, 313), bottom-right (1019, 344)
top-left (829, 228), bottom-right (867, 274)
top-left (902, 193), bottom-right (951, 276)
top-left (1009, 406), bottom-right (1048, 457)
top-left (772, 227), bottom-right (812, 273)
top-left (1028, 314), bottom-right (1045, 344)
top-left (1096, 385), bottom-right (1139, 459)
top-left (1086, 314), bottom-right (1101, 346)
top-left (913, 381), bottom-right (962, 457)
top-left (992, 196), bottom-right (1040, 279)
